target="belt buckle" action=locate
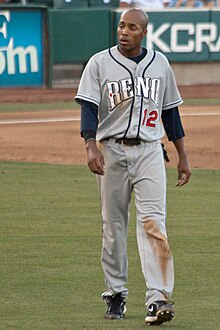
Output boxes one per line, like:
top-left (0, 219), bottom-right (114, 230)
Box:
top-left (121, 139), bottom-right (126, 146)
top-left (121, 138), bottom-right (130, 146)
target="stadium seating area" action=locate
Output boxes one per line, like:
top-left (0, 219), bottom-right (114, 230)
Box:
top-left (2, 0), bottom-right (218, 9)
top-left (17, 0), bottom-right (120, 8)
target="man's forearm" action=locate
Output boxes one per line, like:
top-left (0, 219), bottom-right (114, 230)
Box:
top-left (172, 138), bottom-right (188, 159)
top-left (172, 137), bottom-right (191, 186)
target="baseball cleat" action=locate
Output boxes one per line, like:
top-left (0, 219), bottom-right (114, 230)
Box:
top-left (102, 292), bottom-right (126, 320)
top-left (145, 301), bottom-right (174, 326)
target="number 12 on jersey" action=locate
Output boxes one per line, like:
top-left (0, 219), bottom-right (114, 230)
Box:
top-left (142, 109), bottom-right (158, 127)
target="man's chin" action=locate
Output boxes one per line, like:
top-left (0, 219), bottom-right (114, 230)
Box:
top-left (119, 44), bottom-right (131, 54)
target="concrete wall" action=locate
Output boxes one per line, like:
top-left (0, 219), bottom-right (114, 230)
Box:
top-left (171, 63), bottom-right (220, 86)
top-left (52, 62), bottom-right (220, 88)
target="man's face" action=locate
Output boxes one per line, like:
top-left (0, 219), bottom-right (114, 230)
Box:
top-left (117, 11), bottom-right (147, 57)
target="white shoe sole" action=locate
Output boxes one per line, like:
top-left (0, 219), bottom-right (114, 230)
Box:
top-left (145, 306), bottom-right (174, 325)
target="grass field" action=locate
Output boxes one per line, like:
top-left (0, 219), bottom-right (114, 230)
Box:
top-left (0, 102), bottom-right (79, 113)
top-left (0, 162), bottom-right (219, 329)
top-left (0, 97), bottom-right (220, 114)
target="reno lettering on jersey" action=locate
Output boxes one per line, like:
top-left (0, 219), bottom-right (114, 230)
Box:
top-left (107, 77), bottom-right (160, 110)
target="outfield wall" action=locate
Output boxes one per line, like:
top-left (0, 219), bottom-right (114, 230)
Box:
top-left (0, 6), bottom-right (220, 87)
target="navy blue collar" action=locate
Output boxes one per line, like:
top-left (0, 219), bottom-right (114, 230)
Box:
top-left (128, 48), bottom-right (147, 64)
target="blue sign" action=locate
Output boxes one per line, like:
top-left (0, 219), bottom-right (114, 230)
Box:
top-left (0, 10), bottom-right (44, 87)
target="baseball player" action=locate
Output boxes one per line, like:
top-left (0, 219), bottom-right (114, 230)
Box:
top-left (75, 8), bottom-right (191, 326)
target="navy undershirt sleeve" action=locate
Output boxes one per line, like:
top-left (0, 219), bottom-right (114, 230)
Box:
top-left (161, 107), bottom-right (185, 141)
top-left (80, 100), bottom-right (98, 139)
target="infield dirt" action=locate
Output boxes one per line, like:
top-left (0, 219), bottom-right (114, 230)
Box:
top-left (0, 86), bottom-right (219, 170)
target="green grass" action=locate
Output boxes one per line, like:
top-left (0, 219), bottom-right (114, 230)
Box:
top-left (0, 98), bottom-right (220, 114)
top-left (0, 162), bottom-right (219, 329)
top-left (0, 102), bottom-right (78, 113)
top-left (182, 98), bottom-right (220, 106)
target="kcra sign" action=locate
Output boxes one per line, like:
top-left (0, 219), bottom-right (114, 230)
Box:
top-left (147, 23), bottom-right (220, 53)
top-left (145, 10), bottom-right (220, 62)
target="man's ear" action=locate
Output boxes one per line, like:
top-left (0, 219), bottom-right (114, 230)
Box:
top-left (143, 29), bottom-right (147, 38)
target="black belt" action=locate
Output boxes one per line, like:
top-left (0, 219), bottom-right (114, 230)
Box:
top-left (115, 138), bottom-right (141, 146)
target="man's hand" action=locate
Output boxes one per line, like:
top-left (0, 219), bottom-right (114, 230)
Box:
top-left (85, 140), bottom-right (105, 175)
top-left (176, 156), bottom-right (191, 187)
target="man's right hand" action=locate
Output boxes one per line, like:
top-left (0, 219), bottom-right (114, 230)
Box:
top-left (85, 140), bottom-right (105, 175)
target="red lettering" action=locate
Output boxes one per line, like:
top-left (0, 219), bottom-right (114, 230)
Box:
top-left (142, 109), bottom-right (158, 127)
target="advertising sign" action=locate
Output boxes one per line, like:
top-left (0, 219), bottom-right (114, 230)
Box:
top-left (209, 9), bottom-right (220, 61)
top-left (0, 9), bottom-right (47, 87)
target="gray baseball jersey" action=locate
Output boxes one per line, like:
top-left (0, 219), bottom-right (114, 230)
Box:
top-left (75, 45), bottom-right (182, 142)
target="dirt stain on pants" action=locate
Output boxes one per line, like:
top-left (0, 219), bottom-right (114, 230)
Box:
top-left (144, 219), bottom-right (172, 287)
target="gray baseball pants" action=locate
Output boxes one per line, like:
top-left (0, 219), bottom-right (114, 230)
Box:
top-left (97, 138), bottom-right (174, 307)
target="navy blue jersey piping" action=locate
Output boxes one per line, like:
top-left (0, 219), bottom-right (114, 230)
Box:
top-left (136, 50), bottom-right (156, 138)
top-left (108, 48), bottom-right (135, 139)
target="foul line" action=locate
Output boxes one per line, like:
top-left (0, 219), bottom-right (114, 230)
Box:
top-left (181, 112), bottom-right (220, 116)
top-left (0, 117), bottom-right (80, 125)
top-left (0, 111), bottom-right (219, 126)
